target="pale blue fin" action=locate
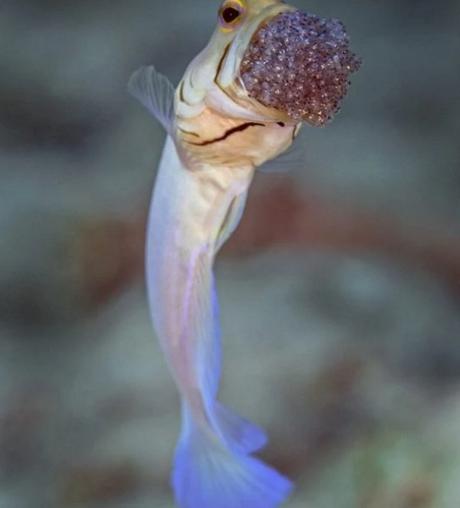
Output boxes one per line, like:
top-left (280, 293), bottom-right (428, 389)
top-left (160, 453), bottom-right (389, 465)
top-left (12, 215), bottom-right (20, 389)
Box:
top-left (184, 247), bottom-right (266, 455)
top-left (189, 265), bottom-right (267, 454)
top-left (127, 65), bottom-right (175, 132)
top-left (195, 278), bottom-right (267, 455)
top-left (172, 407), bottom-right (292, 508)
top-left (215, 401), bottom-right (268, 453)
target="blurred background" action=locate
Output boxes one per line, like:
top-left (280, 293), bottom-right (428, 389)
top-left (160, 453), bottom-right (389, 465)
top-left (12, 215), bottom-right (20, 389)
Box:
top-left (1, 0), bottom-right (460, 507)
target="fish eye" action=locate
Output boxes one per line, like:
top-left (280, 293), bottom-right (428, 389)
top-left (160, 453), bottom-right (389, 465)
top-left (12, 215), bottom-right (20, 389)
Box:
top-left (219, 1), bottom-right (245, 29)
top-left (222, 7), bottom-right (240, 23)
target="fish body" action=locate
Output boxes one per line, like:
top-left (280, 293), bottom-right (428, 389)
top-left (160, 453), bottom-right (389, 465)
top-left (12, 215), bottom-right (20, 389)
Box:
top-left (128, 1), bottom-right (360, 507)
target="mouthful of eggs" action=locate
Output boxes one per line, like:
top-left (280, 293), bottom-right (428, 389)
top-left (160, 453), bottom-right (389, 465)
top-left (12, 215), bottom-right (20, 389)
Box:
top-left (240, 10), bottom-right (361, 126)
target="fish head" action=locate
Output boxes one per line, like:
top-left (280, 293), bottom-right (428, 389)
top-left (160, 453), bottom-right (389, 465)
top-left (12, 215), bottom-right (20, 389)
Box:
top-left (181, 0), bottom-right (360, 126)
top-left (176, 0), bottom-right (360, 169)
top-left (181, 1), bottom-right (293, 122)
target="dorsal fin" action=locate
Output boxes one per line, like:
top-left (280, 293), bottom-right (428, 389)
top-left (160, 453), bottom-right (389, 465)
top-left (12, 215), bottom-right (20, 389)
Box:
top-left (127, 65), bottom-right (175, 133)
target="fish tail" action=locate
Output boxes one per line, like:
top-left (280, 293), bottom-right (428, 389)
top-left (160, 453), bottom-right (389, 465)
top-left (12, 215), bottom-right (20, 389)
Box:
top-left (172, 404), bottom-right (292, 508)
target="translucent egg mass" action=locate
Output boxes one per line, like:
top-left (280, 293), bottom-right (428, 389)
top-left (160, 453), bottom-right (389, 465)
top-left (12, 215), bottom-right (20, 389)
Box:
top-left (240, 10), bottom-right (361, 126)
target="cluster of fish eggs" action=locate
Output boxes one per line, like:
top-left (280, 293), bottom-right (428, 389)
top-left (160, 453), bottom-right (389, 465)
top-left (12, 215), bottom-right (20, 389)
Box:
top-left (240, 10), bottom-right (361, 126)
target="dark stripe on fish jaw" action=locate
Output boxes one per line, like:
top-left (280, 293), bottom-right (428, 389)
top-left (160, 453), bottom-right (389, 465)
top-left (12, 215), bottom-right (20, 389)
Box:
top-left (213, 41), bottom-right (251, 109)
top-left (179, 80), bottom-right (195, 108)
top-left (178, 127), bottom-right (200, 138)
top-left (188, 122), bottom-right (264, 147)
top-left (214, 43), bottom-right (231, 84)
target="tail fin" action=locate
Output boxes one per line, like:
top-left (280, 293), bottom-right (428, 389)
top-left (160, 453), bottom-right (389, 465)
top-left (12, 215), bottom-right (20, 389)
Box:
top-left (172, 407), bottom-right (292, 508)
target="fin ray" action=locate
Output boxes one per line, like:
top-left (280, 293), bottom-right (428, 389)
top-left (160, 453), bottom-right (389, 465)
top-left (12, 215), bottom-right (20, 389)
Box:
top-left (127, 65), bottom-right (175, 132)
top-left (173, 408), bottom-right (292, 508)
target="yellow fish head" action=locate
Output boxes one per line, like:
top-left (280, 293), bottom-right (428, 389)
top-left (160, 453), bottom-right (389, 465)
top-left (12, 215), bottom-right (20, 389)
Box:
top-left (187, 0), bottom-right (360, 126)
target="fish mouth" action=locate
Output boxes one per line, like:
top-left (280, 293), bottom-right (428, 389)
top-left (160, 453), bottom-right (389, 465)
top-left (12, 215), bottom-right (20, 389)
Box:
top-left (237, 10), bottom-right (361, 126)
top-left (213, 4), bottom-right (296, 121)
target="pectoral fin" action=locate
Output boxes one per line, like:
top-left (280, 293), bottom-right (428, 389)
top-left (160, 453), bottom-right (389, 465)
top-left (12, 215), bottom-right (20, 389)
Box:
top-left (128, 65), bottom-right (175, 133)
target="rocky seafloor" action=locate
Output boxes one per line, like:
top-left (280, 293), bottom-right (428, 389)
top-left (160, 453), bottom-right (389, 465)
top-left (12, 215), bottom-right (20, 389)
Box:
top-left (1, 1), bottom-right (460, 507)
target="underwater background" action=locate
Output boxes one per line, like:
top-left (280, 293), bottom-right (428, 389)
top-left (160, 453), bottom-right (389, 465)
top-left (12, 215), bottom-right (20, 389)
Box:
top-left (1, 0), bottom-right (460, 507)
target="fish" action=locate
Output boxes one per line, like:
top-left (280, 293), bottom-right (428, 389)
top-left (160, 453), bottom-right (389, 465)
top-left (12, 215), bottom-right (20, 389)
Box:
top-left (128, 1), bottom-right (360, 507)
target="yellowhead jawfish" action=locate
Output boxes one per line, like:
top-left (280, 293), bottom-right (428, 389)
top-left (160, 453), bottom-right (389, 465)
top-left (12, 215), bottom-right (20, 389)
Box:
top-left (128, 1), bottom-right (360, 507)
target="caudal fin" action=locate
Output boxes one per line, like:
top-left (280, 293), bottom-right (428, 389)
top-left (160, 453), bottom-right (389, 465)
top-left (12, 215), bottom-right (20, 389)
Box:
top-left (172, 409), bottom-right (292, 508)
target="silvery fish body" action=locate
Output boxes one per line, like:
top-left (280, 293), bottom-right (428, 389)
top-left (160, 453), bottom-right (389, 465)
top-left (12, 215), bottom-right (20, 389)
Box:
top-left (128, 1), bottom-right (360, 507)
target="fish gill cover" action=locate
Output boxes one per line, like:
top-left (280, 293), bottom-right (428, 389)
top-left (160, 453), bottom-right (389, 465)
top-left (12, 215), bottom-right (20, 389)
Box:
top-left (240, 10), bottom-right (361, 126)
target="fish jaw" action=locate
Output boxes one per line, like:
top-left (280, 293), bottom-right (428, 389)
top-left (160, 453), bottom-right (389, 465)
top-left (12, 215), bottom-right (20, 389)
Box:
top-left (211, 2), bottom-right (298, 123)
top-left (176, 1), bottom-right (294, 120)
